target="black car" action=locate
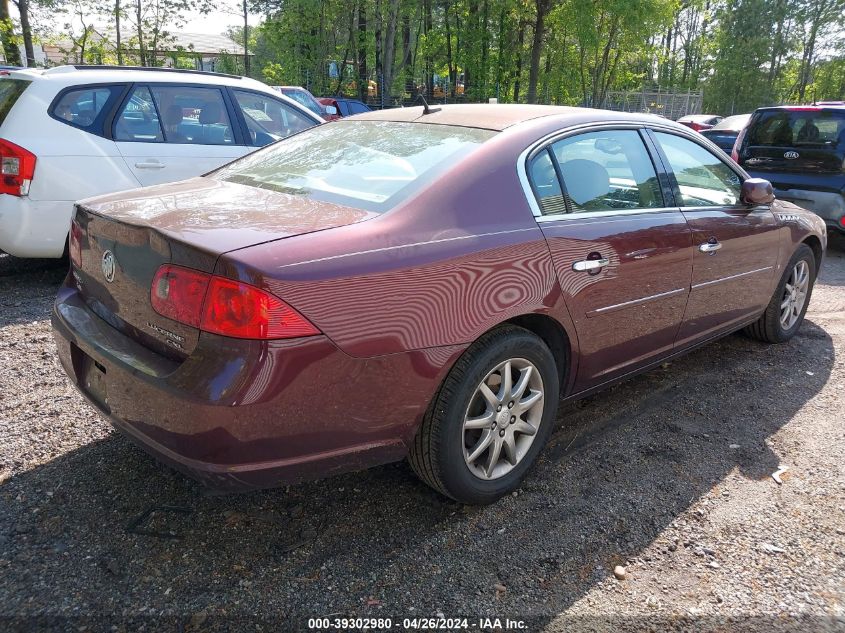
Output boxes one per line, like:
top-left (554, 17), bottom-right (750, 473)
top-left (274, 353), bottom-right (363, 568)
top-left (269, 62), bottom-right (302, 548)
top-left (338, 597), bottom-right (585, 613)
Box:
top-left (734, 104), bottom-right (845, 234)
top-left (700, 113), bottom-right (751, 154)
top-left (318, 96), bottom-right (371, 119)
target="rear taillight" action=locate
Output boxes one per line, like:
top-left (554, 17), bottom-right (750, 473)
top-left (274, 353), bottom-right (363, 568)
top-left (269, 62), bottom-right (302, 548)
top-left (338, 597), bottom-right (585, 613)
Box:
top-left (0, 139), bottom-right (36, 196)
top-left (69, 220), bottom-right (83, 268)
top-left (731, 126), bottom-right (748, 163)
top-left (151, 265), bottom-right (209, 328)
top-left (150, 265), bottom-right (319, 340)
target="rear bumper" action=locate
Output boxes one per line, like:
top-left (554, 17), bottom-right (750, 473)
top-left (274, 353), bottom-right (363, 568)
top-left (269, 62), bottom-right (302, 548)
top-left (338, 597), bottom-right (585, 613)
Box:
top-left (52, 278), bottom-right (460, 490)
top-left (0, 196), bottom-right (73, 258)
top-left (772, 187), bottom-right (845, 231)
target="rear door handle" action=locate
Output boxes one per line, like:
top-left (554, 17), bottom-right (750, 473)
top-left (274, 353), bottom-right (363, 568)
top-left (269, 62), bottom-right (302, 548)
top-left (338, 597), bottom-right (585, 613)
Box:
top-left (699, 241), bottom-right (722, 253)
top-left (134, 161), bottom-right (166, 169)
top-left (572, 258), bottom-right (609, 272)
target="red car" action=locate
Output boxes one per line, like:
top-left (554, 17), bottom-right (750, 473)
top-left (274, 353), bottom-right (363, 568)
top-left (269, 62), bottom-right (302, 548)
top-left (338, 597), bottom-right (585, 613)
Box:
top-left (53, 105), bottom-right (826, 504)
top-left (678, 114), bottom-right (723, 132)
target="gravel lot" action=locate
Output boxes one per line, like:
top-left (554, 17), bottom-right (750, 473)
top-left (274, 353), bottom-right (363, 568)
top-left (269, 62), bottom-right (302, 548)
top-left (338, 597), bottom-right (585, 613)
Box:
top-left (1, 237), bottom-right (844, 632)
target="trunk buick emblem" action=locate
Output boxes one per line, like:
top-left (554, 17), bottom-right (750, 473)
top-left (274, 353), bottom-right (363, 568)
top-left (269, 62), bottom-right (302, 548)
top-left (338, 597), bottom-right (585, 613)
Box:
top-left (101, 250), bottom-right (116, 282)
top-left (784, 151), bottom-right (799, 159)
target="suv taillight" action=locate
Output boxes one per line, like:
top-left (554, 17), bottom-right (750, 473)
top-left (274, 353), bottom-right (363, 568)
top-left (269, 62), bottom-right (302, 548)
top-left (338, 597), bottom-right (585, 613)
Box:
top-left (731, 126), bottom-right (748, 164)
top-left (0, 139), bottom-right (36, 196)
top-left (151, 265), bottom-right (320, 340)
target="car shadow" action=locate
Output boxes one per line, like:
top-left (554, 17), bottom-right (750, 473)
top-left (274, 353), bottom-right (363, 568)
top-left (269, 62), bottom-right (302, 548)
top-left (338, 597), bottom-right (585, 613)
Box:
top-left (0, 318), bottom-right (834, 629)
top-left (0, 254), bottom-right (66, 328)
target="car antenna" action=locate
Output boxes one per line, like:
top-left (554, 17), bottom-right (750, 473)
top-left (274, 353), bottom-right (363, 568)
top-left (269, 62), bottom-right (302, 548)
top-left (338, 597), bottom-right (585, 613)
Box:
top-left (415, 93), bottom-right (441, 115)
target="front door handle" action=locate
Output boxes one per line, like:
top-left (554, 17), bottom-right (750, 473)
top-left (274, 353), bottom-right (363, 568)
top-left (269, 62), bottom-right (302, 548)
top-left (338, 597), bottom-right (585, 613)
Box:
top-left (134, 161), bottom-right (166, 169)
top-left (699, 240), bottom-right (722, 254)
top-left (572, 257), bottom-right (609, 272)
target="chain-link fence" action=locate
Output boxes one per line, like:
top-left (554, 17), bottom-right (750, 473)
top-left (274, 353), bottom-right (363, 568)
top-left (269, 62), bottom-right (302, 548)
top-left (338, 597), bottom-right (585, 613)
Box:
top-left (601, 88), bottom-right (704, 119)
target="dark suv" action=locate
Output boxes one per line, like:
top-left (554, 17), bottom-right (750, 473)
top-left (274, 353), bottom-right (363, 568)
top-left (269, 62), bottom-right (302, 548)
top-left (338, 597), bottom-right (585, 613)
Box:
top-left (733, 104), bottom-right (845, 234)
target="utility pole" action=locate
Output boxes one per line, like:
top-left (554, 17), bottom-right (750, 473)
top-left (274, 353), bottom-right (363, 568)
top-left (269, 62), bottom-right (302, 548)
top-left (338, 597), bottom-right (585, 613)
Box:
top-left (243, 0), bottom-right (249, 76)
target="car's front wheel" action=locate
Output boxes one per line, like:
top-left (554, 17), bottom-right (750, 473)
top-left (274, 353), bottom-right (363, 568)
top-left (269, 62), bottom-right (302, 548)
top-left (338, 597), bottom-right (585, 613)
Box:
top-left (409, 325), bottom-right (559, 504)
top-left (745, 244), bottom-right (816, 343)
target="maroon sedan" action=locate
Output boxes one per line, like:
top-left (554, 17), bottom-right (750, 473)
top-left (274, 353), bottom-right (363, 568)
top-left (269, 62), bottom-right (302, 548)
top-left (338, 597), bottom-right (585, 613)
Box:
top-left (53, 105), bottom-right (826, 504)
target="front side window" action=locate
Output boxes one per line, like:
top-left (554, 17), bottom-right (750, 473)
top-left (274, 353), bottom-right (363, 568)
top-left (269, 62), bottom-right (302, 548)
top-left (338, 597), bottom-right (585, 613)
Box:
top-left (52, 85), bottom-right (122, 131)
top-left (232, 90), bottom-right (315, 147)
top-left (654, 132), bottom-right (741, 207)
top-left (546, 129), bottom-right (663, 213)
top-left (214, 120), bottom-right (496, 212)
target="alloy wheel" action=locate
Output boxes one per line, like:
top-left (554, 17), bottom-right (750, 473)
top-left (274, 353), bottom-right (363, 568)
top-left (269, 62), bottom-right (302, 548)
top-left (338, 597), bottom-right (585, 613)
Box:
top-left (780, 260), bottom-right (809, 330)
top-left (462, 358), bottom-right (545, 480)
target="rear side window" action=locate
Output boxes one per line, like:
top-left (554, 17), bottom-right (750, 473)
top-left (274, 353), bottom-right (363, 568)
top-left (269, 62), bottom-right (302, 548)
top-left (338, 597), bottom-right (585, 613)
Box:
top-left (115, 84), bottom-right (235, 145)
top-left (0, 79), bottom-right (31, 124)
top-left (151, 85), bottom-right (234, 145)
top-left (51, 85), bottom-right (123, 132)
top-left (547, 129), bottom-right (663, 213)
top-left (214, 120), bottom-right (495, 212)
top-left (747, 110), bottom-right (845, 147)
top-left (348, 101), bottom-right (370, 114)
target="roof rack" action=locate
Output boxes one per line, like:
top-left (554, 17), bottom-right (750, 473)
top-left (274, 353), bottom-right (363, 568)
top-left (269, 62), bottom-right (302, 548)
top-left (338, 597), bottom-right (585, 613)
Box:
top-left (63, 65), bottom-right (243, 80)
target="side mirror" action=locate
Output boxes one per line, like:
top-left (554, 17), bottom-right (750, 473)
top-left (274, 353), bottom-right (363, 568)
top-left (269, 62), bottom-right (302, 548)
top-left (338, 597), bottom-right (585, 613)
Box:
top-left (324, 105), bottom-right (338, 116)
top-left (741, 177), bottom-right (775, 205)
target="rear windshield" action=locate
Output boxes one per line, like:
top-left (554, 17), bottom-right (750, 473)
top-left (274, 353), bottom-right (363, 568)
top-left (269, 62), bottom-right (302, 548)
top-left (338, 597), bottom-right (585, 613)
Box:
top-left (0, 79), bottom-right (31, 125)
top-left (214, 120), bottom-right (496, 212)
top-left (747, 109), bottom-right (845, 148)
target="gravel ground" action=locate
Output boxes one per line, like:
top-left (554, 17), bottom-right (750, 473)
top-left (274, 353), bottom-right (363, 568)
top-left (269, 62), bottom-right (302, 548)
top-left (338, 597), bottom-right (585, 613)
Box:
top-left (1, 237), bottom-right (844, 633)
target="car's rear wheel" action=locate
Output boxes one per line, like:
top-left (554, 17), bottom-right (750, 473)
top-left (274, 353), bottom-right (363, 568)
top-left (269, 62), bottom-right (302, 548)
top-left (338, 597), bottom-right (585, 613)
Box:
top-left (409, 325), bottom-right (559, 504)
top-left (744, 244), bottom-right (816, 343)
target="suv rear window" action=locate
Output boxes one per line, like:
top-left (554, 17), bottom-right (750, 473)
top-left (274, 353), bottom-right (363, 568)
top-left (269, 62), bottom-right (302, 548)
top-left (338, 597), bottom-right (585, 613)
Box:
top-left (747, 109), bottom-right (845, 148)
top-left (0, 79), bottom-right (31, 125)
top-left (214, 120), bottom-right (496, 212)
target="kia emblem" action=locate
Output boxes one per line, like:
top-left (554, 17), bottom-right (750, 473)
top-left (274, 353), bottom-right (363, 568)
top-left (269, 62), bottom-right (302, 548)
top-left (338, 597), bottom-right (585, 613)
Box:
top-left (783, 151), bottom-right (799, 160)
top-left (101, 250), bottom-right (116, 283)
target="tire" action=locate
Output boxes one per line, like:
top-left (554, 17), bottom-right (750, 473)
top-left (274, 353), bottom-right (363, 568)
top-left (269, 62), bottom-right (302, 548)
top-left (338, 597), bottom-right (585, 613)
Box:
top-left (408, 325), bottom-right (560, 504)
top-left (744, 244), bottom-right (816, 343)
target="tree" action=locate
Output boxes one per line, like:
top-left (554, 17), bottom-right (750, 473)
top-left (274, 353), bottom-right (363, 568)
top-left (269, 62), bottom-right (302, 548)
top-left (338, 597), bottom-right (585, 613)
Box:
top-left (0, 0), bottom-right (22, 65)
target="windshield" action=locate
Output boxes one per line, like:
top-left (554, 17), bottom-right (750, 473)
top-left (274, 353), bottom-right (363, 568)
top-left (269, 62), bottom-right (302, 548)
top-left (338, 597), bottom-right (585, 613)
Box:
top-left (747, 109), bottom-right (845, 147)
top-left (281, 88), bottom-right (323, 116)
top-left (213, 120), bottom-right (496, 212)
top-left (0, 79), bottom-right (31, 124)
top-left (711, 114), bottom-right (750, 131)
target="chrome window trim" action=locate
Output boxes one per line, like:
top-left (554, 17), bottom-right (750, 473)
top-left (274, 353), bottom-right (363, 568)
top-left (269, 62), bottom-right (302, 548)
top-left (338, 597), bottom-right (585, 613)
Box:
top-left (516, 118), bottom-right (753, 221)
top-left (517, 120), bottom-right (677, 221)
top-left (534, 206), bottom-right (682, 223)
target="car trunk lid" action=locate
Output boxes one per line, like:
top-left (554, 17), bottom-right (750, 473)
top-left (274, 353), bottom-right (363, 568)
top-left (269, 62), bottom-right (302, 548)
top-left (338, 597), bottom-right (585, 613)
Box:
top-left (72, 177), bottom-right (375, 358)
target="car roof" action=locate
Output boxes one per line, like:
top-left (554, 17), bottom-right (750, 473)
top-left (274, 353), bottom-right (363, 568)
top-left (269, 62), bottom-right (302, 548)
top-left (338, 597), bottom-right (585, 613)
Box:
top-left (351, 103), bottom-right (665, 132)
top-left (2, 65), bottom-right (322, 122)
top-left (678, 114), bottom-right (720, 121)
top-left (8, 65), bottom-right (265, 90)
top-left (755, 104), bottom-right (845, 112)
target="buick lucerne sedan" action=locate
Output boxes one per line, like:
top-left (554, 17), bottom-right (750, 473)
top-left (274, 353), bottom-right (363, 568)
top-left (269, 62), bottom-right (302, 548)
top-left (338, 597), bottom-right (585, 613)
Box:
top-left (52, 105), bottom-right (826, 504)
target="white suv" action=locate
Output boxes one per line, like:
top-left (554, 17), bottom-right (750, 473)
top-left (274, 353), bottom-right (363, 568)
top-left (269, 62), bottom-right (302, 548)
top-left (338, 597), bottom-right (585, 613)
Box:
top-left (0, 65), bottom-right (323, 258)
